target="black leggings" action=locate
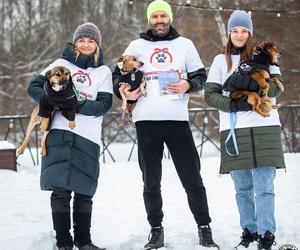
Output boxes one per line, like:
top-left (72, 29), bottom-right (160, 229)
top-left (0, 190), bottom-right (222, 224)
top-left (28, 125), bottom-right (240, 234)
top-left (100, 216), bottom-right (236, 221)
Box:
top-left (50, 187), bottom-right (93, 248)
top-left (135, 121), bottom-right (211, 227)
top-left (51, 187), bottom-right (93, 213)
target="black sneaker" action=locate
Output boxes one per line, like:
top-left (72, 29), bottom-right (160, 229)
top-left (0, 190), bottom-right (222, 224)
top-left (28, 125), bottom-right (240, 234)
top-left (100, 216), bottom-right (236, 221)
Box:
top-left (198, 225), bottom-right (220, 249)
top-left (144, 226), bottom-right (164, 250)
top-left (58, 247), bottom-right (73, 250)
top-left (257, 231), bottom-right (276, 250)
top-left (234, 228), bottom-right (258, 249)
top-left (78, 243), bottom-right (106, 250)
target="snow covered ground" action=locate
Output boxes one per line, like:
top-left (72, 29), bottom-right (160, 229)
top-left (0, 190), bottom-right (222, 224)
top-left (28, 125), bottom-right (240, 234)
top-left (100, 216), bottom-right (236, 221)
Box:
top-left (0, 143), bottom-right (299, 250)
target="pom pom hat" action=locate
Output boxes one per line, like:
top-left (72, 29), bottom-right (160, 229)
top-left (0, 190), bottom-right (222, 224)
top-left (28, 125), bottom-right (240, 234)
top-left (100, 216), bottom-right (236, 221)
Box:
top-left (73, 22), bottom-right (102, 47)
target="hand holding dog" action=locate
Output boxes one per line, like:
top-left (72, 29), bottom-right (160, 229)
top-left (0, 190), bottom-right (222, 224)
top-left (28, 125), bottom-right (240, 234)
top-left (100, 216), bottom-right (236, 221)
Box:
top-left (123, 84), bottom-right (142, 101)
top-left (230, 96), bottom-right (253, 112)
top-left (223, 72), bottom-right (260, 92)
top-left (168, 79), bottom-right (190, 94)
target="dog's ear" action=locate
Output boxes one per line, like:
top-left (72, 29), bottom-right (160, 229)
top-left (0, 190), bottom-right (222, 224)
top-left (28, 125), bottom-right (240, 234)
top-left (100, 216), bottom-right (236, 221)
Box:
top-left (117, 56), bottom-right (124, 62)
top-left (45, 70), bottom-right (52, 79)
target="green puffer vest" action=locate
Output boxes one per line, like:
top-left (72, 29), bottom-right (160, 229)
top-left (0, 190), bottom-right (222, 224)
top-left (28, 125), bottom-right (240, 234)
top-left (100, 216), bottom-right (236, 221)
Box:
top-left (220, 125), bottom-right (285, 174)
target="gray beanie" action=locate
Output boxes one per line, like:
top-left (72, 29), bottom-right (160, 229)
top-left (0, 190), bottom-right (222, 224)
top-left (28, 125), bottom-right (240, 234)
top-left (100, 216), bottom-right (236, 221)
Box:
top-left (73, 22), bottom-right (102, 47)
top-left (227, 10), bottom-right (253, 36)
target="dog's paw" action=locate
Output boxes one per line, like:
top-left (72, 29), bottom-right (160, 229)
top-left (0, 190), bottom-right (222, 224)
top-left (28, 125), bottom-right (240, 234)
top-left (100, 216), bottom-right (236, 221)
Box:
top-left (68, 121), bottom-right (76, 130)
top-left (41, 149), bottom-right (47, 156)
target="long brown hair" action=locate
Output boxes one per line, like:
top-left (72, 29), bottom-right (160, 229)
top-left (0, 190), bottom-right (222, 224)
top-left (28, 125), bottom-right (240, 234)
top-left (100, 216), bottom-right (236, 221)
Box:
top-left (224, 32), bottom-right (253, 72)
top-left (74, 43), bottom-right (100, 66)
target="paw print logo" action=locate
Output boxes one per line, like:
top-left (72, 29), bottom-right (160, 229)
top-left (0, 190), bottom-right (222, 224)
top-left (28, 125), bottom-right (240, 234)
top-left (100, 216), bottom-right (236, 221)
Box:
top-left (150, 48), bottom-right (173, 65)
top-left (76, 75), bottom-right (86, 84)
top-left (156, 53), bottom-right (167, 63)
top-left (72, 70), bottom-right (92, 88)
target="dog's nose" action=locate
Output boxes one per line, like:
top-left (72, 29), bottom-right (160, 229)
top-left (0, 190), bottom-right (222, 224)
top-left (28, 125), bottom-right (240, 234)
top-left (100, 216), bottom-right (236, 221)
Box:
top-left (139, 62), bottom-right (144, 67)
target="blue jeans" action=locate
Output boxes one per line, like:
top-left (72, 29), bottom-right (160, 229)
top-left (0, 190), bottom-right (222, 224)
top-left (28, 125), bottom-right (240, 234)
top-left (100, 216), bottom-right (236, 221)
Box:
top-left (230, 167), bottom-right (276, 236)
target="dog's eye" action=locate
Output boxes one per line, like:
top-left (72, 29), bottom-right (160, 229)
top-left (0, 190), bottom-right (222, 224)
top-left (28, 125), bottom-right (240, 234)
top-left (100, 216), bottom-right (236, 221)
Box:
top-left (54, 73), bottom-right (61, 76)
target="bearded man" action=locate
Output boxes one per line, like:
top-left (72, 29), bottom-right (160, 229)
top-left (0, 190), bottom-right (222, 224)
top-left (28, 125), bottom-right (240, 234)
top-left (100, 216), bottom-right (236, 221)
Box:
top-left (112, 1), bottom-right (219, 249)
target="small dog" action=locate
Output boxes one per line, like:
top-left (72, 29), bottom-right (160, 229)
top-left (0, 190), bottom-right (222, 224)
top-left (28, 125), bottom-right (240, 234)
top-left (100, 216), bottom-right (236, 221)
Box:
top-left (117, 55), bottom-right (146, 127)
top-left (18, 66), bottom-right (77, 156)
top-left (224, 41), bottom-right (284, 117)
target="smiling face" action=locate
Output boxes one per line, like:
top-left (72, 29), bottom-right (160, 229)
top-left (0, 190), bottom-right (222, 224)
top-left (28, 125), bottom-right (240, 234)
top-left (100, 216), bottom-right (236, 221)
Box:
top-left (149, 10), bottom-right (171, 37)
top-left (230, 27), bottom-right (250, 48)
top-left (75, 37), bottom-right (97, 56)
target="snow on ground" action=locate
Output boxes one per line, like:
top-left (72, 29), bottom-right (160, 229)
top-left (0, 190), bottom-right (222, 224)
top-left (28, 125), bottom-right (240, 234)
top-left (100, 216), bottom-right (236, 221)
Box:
top-left (0, 143), bottom-right (299, 250)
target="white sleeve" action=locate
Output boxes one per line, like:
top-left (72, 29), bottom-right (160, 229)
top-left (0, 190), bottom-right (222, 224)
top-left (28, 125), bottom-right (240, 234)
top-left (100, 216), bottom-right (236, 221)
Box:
top-left (206, 55), bottom-right (223, 85)
top-left (185, 40), bottom-right (204, 73)
top-left (40, 59), bottom-right (66, 76)
top-left (99, 68), bottom-right (113, 94)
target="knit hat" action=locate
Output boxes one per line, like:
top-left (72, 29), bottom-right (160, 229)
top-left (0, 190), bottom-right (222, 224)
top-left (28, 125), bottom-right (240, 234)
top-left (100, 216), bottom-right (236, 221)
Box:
top-left (73, 22), bottom-right (102, 47)
top-left (147, 0), bottom-right (173, 23)
top-left (227, 10), bottom-right (253, 36)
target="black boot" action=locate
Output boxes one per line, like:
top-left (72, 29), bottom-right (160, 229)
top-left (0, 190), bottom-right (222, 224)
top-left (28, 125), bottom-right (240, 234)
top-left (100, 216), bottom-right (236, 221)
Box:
top-left (73, 212), bottom-right (92, 248)
top-left (257, 231), bottom-right (276, 250)
top-left (52, 212), bottom-right (73, 249)
top-left (198, 225), bottom-right (219, 249)
top-left (234, 228), bottom-right (258, 249)
top-left (144, 226), bottom-right (164, 249)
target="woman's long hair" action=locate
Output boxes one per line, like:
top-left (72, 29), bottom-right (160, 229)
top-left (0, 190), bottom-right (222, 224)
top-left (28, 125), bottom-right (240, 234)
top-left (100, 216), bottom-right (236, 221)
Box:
top-left (74, 43), bottom-right (100, 66)
top-left (224, 32), bottom-right (253, 72)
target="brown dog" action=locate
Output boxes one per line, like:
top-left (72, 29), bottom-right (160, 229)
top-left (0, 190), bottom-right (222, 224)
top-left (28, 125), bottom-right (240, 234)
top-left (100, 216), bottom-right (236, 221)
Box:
top-left (18, 66), bottom-right (77, 156)
top-left (117, 55), bottom-right (146, 126)
top-left (230, 41), bottom-right (284, 117)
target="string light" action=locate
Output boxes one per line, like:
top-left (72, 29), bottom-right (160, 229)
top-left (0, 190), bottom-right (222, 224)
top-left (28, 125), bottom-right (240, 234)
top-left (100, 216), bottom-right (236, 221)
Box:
top-left (127, 0), bottom-right (300, 17)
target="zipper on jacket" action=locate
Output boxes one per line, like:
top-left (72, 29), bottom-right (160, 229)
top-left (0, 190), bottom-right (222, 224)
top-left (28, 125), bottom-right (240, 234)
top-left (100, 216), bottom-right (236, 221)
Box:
top-left (250, 128), bottom-right (257, 168)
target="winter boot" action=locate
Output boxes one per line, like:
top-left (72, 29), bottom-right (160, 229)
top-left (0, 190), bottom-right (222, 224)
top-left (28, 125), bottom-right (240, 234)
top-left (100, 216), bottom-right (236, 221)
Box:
top-left (234, 228), bottom-right (258, 249)
top-left (144, 226), bottom-right (164, 249)
top-left (78, 243), bottom-right (106, 250)
top-left (198, 225), bottom-right (220, 249)
top-left (52, 212), bottom-right (73, 248)
top-left (257, 231), bottom-right (276, 250)
top-left (73, 212), bottom-right (92, 248)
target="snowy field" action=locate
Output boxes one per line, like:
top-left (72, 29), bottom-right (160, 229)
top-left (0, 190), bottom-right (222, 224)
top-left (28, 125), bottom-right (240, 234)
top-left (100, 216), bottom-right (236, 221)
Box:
top-left (0, 142), bottom-right (299, 250)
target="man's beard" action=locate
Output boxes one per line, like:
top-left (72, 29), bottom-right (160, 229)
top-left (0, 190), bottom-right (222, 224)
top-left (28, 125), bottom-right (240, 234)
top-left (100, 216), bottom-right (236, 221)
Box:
top-left (150, 22), bottom-right (171, 37)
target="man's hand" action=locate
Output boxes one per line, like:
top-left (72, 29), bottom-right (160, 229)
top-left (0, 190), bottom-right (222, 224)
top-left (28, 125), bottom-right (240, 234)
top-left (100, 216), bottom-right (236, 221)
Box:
top-left (168, 79), bottom-right (190, 94)
top-left (123, 84), bottom-right (142, 101)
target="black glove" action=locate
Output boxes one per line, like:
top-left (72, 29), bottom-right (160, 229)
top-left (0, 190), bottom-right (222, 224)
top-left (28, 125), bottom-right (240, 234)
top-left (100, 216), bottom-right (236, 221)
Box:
top-left (223, 71), bottom-right (260, 92)
top-left (230, 96), bottom-right (253, 112)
